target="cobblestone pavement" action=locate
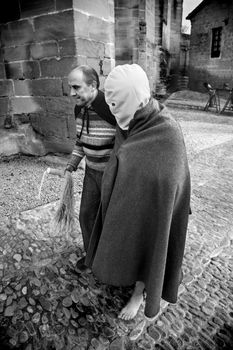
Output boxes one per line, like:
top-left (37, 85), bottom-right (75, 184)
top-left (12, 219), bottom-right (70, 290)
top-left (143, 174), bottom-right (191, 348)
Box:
top-left (0, 108), bottom-right (233, 349)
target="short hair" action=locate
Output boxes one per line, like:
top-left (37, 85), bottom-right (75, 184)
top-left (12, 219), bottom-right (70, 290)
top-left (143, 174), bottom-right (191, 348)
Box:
top-left (73, 65), bottom-right (100, 89)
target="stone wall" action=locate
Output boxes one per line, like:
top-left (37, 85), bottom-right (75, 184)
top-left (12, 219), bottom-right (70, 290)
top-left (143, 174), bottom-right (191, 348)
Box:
top-left (155, 0), bottom-right (183, 94)
top-left (114, 0), bottom-right (157, 93)
top-left (0, 0), bottom-right (184, 157)
top-left (169, 0), bottom-right (183, 90)
top-left (188, 0), bottom-right (233, 92)
top-left (144, 0), bottom-right (158, 92)
top-left (0, 0), bottom-right (115, 155)
top-left (178, 33), bottom-right (190, 90)
top-left (180, 33), bottom-right (190, 75)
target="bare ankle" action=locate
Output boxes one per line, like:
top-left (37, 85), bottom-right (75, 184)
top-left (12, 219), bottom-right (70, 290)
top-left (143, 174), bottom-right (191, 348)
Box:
top-left (118, 281), bottom-right (145, 320)
top-left (134, 281), bottom-right (145, 296)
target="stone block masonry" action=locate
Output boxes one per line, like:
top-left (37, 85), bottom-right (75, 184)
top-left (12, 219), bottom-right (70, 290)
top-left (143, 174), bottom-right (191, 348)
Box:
top-left (0, 0), bottom-right (184, 156)
top-left (188, 0), bottom-right (233, 91)
top-left (114, 0), bottom-right (183, 94)
top-left (0, 80), bottom-right (14, 97)
top-left (14, 79), bottom-right (63, 97)
top-left (33, 11), bottom-right (76, 42)
top-left (114, 0), bottom-right (157, 93)
top-left (0, 0), bottom-right (115, 156)
top-left (0, 64), bottom-right (6, 79)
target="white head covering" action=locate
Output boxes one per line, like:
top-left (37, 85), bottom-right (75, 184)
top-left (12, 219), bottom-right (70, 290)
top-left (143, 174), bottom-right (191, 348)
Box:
top-left (104, 64), bottom-right (151, 130)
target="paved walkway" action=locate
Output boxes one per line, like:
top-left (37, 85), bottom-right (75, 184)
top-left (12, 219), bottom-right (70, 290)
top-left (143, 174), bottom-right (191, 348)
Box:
top-left (0, 106), bottom-right (233, 350)
top-left (165, 89), bottom-right (233, 116)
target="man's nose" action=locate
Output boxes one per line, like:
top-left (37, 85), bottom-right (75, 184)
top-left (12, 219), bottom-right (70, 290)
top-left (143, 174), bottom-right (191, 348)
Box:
top-left (70, 87), bottom-right (76, 96)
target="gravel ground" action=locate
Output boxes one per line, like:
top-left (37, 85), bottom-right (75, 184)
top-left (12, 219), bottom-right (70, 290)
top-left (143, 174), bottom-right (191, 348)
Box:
top-left (0, 154), bottom-right (84, 223)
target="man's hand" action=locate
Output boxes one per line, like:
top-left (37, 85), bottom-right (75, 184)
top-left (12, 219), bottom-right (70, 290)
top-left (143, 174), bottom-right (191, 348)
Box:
top-left (64, 164), bottom-right (74, 176)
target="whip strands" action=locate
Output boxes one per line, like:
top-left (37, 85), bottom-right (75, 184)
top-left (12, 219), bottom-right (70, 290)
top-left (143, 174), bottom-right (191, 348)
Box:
top-left (53, 171), bottom-right (75, 239)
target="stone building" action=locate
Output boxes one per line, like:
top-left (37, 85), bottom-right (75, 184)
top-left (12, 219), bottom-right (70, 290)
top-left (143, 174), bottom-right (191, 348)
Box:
top-left (187, 0), bottom-right (233, 92)
top-left (0, 0), bottom-right (183, 156)
top-left (172, 32), bottom-right (190, 91)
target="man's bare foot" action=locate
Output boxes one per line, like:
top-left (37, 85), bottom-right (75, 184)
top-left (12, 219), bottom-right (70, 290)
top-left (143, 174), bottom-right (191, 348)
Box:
top-left (118, 281), bottom-right (145, 320)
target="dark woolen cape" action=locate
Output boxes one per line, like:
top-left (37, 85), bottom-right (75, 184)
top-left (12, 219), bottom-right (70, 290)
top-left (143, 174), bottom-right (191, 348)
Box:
top-left (85, 100), bottom-right (191, 318)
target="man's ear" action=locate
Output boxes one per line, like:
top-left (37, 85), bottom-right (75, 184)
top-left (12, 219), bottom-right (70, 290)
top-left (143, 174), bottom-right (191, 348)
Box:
top-left (92, 80), bottom-right (97, 90)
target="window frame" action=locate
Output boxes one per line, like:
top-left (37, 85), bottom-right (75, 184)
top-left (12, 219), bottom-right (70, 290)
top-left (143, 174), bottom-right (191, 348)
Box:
top-left (211, 26), bottom-right (222, 58)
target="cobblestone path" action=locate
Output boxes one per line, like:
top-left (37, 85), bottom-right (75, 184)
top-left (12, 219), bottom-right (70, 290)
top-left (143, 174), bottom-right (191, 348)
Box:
top-left (0, 109), bottom-right (233, 350)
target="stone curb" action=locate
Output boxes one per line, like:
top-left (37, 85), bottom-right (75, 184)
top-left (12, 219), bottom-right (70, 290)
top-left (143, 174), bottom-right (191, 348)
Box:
top-left (165, 101), bottom-right (206, 111)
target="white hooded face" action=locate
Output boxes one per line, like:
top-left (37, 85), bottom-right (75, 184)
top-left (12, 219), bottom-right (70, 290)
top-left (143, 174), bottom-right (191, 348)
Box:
top-left (104, 64), bottom-right (151, 130)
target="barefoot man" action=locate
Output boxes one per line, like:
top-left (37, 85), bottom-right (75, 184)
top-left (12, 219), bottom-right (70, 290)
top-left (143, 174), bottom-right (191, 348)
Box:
top-left (85, 64), bottom-right (191, 320)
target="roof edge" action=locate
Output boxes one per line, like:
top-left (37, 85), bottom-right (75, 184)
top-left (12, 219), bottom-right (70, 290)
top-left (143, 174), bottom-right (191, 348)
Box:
top-left (186, 0), bottom-right (211, 20)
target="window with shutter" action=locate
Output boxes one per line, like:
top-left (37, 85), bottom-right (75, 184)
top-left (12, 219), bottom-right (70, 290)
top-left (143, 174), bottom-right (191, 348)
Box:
top-left (211, 27), bottom-right (222, 58)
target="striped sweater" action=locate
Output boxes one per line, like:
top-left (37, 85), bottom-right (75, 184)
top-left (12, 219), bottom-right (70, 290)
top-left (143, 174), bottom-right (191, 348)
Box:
top-left (67, 91), bottom-right (116, 172)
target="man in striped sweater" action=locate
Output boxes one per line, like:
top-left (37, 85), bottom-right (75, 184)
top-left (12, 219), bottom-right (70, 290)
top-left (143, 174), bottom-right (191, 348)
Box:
top-left (65, 65), bottom-right (116, 267)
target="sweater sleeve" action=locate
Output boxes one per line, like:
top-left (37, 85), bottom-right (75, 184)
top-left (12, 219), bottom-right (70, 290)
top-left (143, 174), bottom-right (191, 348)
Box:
top-left (66, 140), bottom-right (85, 171)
